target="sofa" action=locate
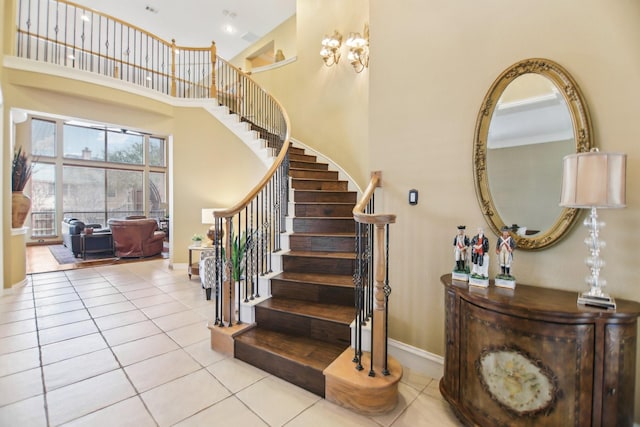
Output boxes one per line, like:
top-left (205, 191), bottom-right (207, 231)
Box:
top-left (107, 218), bottom-right (166, 258)
top-left (61, 218), bottom-right (113, 257)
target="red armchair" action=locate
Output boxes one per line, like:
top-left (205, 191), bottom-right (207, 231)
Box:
top-left (108, 218), bottom-right (165, 258)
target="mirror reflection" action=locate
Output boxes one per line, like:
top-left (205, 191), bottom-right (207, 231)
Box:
top-left (486, 74), bottom-right (574, 237)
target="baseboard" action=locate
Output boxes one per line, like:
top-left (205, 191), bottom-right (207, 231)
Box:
top-left (1, 278), bottom-right (29, 297)
top-left (387, 338), bottom-right (444, 381)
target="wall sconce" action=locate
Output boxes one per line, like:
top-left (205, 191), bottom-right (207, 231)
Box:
top-left (320, 31), bottom-right (342, 67)
top-left (345, 24), bottom-right (369, 73)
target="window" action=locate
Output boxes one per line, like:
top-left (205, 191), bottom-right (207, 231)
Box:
top-left (106, 169), bottom-right (144, 215)
top-left (149, 171), bottom-right (166, 217)
top-left (26, 116), bottom-right (168, 240)
top-left (149, 137), bottom-right (165, 167)
top-left (63, 125), bottom-right (105, 160)
top-left (32, 119), bottom-right (56, 157)
top-left (31, 163), bottom-right (56, 236)
top-left (107, 131), bottom-right (144, 164)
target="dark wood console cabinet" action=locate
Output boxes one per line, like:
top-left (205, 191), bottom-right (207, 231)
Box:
top-left (440, 274), bottom-right (640, 427)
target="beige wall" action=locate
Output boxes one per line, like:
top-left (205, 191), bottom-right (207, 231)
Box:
top-left (370, 0), bottom-right (640, 418)
top-left (248, 0), bottom-right (371, 188)
top-left (239, 0), bottom-right (640, 419)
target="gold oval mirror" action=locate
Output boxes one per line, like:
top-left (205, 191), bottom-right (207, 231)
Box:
top-left (473, 58), bottom-right (593, 250)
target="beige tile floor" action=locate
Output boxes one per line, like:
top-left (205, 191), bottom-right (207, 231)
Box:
top-left (0, 259), bottom-right (463, 426)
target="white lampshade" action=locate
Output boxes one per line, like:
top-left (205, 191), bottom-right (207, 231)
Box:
top-left (201, 208), bottom-right (220, 224)
top-left (560, 151), bottom-right (626, 209)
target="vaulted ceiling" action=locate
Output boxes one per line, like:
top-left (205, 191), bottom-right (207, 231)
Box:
top-left (69, 0), bottom-right (296, 60)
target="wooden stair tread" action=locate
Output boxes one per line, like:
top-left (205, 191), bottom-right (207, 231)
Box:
top-left (236, 328), bottom-right (348, 371)
top-left (285, 250), bottom-right (356, 259)
top-left (294, 189), bottom-right (355, 194)
top-left (259, 298), bottom-right (355, 324)
top-left (272, 271), bottom-right (354, 287)
top-left (294, 201), bottom-right (354, 205)
top-left (293, 216), bottom-right (355, 220)
top-left (290, 166), bottom-right (335, 171)
top-left (291, 178), bottom-right (348, 184)
top-left (289, 232), bottom-right (355, 237)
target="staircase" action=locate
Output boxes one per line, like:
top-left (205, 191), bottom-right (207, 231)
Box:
top-left (234, 146), bottom-right (357, 397)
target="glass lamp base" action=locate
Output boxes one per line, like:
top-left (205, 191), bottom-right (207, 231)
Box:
top-left (577, 292), bottom-right (616, 310)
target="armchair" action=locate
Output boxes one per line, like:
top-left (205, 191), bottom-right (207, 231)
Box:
top-left (107, 218), bottom-right (165, 258)
top-left (61, 218), bottom-right (112, 257)
top-left (200, 248), bottom-right (223, 300)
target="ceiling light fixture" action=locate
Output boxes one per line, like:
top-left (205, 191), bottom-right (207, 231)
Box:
top-left (320, 31), bottom-right (342, 67)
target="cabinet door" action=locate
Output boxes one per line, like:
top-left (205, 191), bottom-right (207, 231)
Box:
top-left (442, 289), bottom-right (459, 399)
top-left (459, 300), bottom-right (594, 427)
top-left (601, 322), bottom-right (637, 427)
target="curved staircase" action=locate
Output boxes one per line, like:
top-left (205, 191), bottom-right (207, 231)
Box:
top-left (234, 146), bottom-right (357, 397)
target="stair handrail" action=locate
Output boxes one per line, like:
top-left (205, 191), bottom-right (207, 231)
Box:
top-left (211, 63), bottom-right (291, 327)
top-left (352, 171), bottom-right (397, 377)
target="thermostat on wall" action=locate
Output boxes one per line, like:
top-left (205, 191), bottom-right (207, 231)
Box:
top-left (409, 189), bottom-right (418, 205)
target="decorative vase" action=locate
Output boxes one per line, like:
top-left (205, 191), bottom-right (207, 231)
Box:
top-left (12, 191), bottom-right (31, 229)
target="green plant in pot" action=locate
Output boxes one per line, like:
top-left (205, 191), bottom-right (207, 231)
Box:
top-left (11, 146), bottom-right (33, 228)
top-left (223, 231), bottom-right (247, 283)
top-left (192, 234), bottom-right (203, 246)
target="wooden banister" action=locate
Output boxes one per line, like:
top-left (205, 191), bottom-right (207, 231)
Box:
top-left (352, 171), bottom-right (396, 375)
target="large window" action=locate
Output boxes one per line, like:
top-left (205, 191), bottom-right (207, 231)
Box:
top-left (31, 163), bottom-right (56, 237)
top-left (28, 117), bottom-right (168, 239)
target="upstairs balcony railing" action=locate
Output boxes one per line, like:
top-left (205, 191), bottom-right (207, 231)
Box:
top-left (16, 0), bottom-right (214, 98)
top-left (14, 0), bottom-right (291, 327)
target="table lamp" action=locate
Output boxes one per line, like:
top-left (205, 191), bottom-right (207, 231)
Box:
top-left (201, 208), bottom-right (224, 245)
top-left (559, 149), bottom-right (626, 309)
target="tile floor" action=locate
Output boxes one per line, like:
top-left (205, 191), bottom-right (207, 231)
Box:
top-left (1, 259), bottom-right (463, 426)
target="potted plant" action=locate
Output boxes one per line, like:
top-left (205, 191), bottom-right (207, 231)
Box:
top-left (11, 146), bottom-right (33, 228)
top-left (229, 231), bottom-right (248, 283)
top-left (191, 234), bottom-right (204, 247)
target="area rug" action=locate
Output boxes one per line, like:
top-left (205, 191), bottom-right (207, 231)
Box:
top-left (48, 244), bottom-right (117, 265)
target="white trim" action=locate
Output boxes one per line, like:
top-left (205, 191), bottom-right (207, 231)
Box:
top-left (3, 56), bottom-right (214, 108)
top-left (388, 338), bottom-right (444, 381)
top-left (12, 278), bottom-right (29, 290)
top-left (2, 278), bottom-right (29, 297)
top-left (172, 263), bottom-right (188, 271)
top-left (11, 226), bottom-right (28, 236)
top-left (250, 56), bottom-right (297, 74)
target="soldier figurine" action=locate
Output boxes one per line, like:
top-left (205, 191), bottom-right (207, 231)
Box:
top-left (471, 227), bottom-right (489, 279)
top-left (496, 226), bottom-right (516, 277)
top-left (453, 225), bottom-right (470, 272)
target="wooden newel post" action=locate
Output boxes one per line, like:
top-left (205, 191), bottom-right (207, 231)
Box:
top-left (210, 41), bottom-right (217, 99)
top-left (170, 39), bottom-right (177, 97)
top-left (372, 222), bottom-right (387, 373)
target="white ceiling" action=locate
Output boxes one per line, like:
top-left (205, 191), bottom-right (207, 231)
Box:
top-left (70, 0), bottom-right (296, 60)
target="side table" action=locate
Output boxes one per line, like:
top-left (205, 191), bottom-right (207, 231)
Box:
top-left (188, 245), bottom-right (215, 279)
top-left (81, 232), bottom-right (114, 259)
